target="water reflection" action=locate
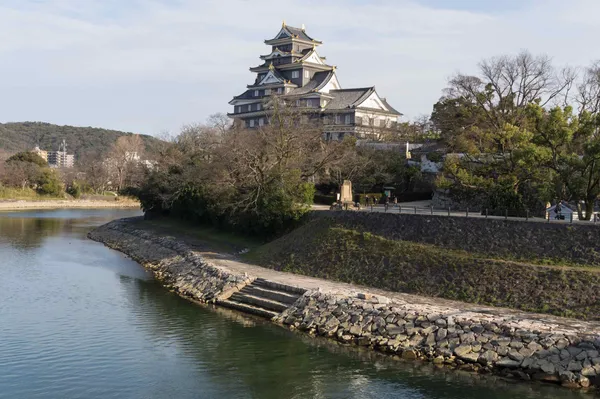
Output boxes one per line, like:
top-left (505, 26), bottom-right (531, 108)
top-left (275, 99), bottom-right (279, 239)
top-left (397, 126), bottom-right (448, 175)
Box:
top-left (0, 217), bottom-right (65, 248)
top-left (0, 209), bottom-right (596, 399)
top-left (118, 276), bottom-right (594, 399)
top-left (0, 209), bottom-right (141, 248)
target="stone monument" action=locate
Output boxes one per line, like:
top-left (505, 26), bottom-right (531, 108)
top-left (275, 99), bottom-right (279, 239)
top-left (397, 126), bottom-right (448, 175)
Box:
top-left (340, 180), bottom-right (353, 204)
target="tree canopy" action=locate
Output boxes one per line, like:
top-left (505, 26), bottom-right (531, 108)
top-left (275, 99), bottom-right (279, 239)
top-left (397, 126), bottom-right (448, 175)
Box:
top-left (0, 122), bottom-right (162, 161)
top-left (6, 151), bottom-right (48, 167)
top-left (433, 51), bottom-right (600, 219)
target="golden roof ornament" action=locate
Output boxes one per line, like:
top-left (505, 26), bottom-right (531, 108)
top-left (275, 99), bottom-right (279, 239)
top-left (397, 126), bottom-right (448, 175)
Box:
top-left (269, 63), bottom-right (275, 70)
top-left (301, 23), bottom-right (306, 31)
top-left (282, 20), bottom-right (286, 28)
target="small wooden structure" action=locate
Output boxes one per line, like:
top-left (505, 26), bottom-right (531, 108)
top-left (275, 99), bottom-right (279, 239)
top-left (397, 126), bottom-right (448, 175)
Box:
top-left (546, 201), bottom-right (577, 221)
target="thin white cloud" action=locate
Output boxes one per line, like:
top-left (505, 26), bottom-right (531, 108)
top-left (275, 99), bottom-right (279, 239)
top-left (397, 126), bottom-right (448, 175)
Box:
top-left (0, 0), bottom-right (599, 134)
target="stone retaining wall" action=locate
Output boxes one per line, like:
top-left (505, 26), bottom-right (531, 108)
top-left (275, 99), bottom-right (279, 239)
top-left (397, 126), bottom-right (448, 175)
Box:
top-left (89, 217), bottom-right (600, 391)
top-left (314, 211), bottom-right (600, 266)
top-left (276, 291), bottom-right (600, 389)
top-left (88, 218), bottom-right (252, 303)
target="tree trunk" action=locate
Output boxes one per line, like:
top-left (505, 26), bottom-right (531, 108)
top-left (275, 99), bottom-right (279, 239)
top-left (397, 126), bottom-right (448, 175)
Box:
top-left (583, 199), bottom-right (594, 221)
top-left (577, 202), bottom-right (584, 220)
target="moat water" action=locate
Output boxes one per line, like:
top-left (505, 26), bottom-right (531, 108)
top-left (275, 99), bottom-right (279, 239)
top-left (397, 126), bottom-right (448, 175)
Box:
top-left (0, 209), bottom-right (595, 399)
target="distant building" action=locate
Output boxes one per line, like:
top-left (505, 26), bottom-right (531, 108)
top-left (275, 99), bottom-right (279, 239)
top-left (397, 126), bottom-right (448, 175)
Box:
top-left (47, 140), bottom-right (75, 168)
top-left (32, 146), bottom-right (48, 163)
top-left (228, 22), bottom-right (401, 140)
top-left (47, 152), bottom-right (75, 168)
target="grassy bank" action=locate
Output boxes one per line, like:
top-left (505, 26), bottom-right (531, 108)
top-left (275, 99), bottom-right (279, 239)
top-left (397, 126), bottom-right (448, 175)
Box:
top-left (247, 218), bottom-right (600, 320)
top-left (319, 212), bottom-right (600, 267)
top-left (0, 187), bottom-right (63, 201)
top-left (133, 218), bottom-right (262, 253)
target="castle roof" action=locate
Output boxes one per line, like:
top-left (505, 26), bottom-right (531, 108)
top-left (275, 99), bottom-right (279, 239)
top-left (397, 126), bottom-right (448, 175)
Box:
top-left (288, 71), bottom-right (336, 95)
top-left (325, 87), bottom-right (402, 115)
top-left (230, 24), bottom-right (401, 119)
top-left (325, 87), bottom-right (376, 110)
top-left (381, 98), bottom-right (402, 116)
top-left (265, 23), bottom-right (322, 44)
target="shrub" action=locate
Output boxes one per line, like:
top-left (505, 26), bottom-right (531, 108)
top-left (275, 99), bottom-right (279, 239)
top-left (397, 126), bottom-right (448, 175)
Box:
top-left (66, 181), bottom-right (82, 198)
top-left (426, 152), bottom-right (443, 163)
top-left (359, 193), bottom-right (383, 205)
top-left (6, 152), bottom-right (48, 167)
top-left (36, 169), bottom-right (63, 196)
top-left (313, 193), bottom-right (336, 205)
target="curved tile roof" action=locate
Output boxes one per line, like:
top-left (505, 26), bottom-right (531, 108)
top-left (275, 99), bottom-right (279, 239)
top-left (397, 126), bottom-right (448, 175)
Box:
top-left (325, 87), bottom-right (375, 110)
top-left (266, 25), bottom-right (322, 44)
top-left (288, 71), bottom-right (335, 95)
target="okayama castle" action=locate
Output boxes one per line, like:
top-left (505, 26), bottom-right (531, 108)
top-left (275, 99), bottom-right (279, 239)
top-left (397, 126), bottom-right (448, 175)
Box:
top-left (228, 22), bottom-right (401, 140)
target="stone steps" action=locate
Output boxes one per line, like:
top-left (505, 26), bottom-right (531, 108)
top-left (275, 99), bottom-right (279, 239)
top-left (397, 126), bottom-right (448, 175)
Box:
top-left (217, 278), bottom-right (306, 319)
top-left (241, 285), bottom-right (300, 305)
top-left (252, 278), bottom-right (307, 295)
top-left (218, 299), bottom-right (280, 319)
top-left (230, 292), bottom-right (289, 312)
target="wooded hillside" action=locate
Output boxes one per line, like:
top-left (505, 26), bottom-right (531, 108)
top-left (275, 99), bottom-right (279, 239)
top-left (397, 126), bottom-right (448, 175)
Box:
top-left (0, 122), bottom-right (162, 159)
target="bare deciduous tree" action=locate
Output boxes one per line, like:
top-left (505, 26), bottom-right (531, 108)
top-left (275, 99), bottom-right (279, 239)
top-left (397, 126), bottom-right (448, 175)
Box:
top-left (82, 157), bottom-right (111, 194)
top-left (447, 51), bottom-right (576, 131)
top-left (577, 61), bottom-right (600, 116)
top-left (2, 161), bottom-right (39, 190)
top-left (206, 113), bottom-right (232, 135)
top-left (109, 135), bottom-right (145, 191)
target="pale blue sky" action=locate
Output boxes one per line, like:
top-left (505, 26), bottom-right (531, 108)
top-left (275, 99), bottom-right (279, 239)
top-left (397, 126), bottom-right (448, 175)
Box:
top-left (1, 0), bottom-right (599, 136)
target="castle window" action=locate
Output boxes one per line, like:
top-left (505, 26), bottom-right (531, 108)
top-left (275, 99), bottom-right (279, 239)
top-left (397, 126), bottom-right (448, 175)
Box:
top-left (277, 87), bottom-right (283, 94)
top-left (259, 118), bottom-right (265, 126)
top-left (304, 70), bottom-right (310, 79)
top-left (249, 119), bottom-right (255, 128)
top-left (345, 114), bottom-right (352, 124)
top-left (254, 90), bottom-right (259, 96)
top-left (292, 71), bottom-right (300, 79)
top-left (335, 115), bottom-right (341, 124)
top-left (265, 89), bottom-right (271, 95)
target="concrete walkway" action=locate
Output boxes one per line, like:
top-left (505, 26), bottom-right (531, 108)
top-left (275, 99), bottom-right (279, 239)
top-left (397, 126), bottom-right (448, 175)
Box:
top-left (205, 252), bottom-right (600, 336)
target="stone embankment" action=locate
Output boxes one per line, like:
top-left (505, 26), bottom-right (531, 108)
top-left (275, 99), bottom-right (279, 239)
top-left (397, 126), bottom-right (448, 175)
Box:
top-left (88, 218), bottom-right (252, 303)
top-left (276, 292), bottom-right (600, 389)
top-left (89, 218), bottom-right (600, 391)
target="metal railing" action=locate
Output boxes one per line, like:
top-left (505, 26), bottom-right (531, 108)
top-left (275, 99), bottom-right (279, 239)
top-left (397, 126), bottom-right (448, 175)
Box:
top-left (350, 204), bottom-right (599, 225)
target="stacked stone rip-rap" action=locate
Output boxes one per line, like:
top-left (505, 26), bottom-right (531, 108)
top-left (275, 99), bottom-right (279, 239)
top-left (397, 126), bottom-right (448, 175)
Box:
top-left (89, 217), bottom-right (600, 390)
top-left (275, 291), bottom-right (600, 389)
top-left (88, 218), bottom-right (252, 302)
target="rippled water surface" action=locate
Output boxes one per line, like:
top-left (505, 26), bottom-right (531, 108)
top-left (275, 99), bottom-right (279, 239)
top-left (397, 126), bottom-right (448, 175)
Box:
top-left (0, 209), bottom-right (595, 399)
